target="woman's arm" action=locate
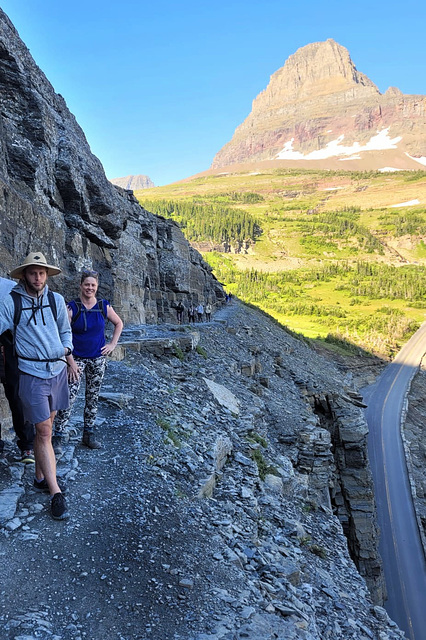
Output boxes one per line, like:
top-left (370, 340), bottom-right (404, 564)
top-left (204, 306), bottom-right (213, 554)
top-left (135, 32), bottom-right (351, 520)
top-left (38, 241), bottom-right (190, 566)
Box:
top-left (101, 305), bottom-right (124, 356)
top-left (65, 304), bottom-right (80, 382)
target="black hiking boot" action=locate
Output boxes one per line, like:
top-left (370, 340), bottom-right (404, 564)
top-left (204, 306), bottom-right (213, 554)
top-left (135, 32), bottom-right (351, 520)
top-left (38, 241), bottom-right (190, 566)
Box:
top-left (82, 431), bottom-right (102, 449)
top-left (51, 492), bottom-right (69, 520)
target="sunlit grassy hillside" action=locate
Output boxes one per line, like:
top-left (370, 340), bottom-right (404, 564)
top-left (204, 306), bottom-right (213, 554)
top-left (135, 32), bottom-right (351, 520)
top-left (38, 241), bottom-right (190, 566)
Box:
top-left (135, 168), bottom-right (426, 358)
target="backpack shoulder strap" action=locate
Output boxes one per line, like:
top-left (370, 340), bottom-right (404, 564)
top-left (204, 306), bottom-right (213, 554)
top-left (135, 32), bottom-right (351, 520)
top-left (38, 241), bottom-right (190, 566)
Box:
top-left (69, 299), bottom-right (82, 326)
top-left (10, 290), bottom-right (22, 331)
top-left (47, 290), bottom-right (58, 322)
top-left (7, 290), bottom-right (22, 354)
top-left (70, 299), bottom-right (107, 326)
top-left (98, 299), bottom-right (108, 320)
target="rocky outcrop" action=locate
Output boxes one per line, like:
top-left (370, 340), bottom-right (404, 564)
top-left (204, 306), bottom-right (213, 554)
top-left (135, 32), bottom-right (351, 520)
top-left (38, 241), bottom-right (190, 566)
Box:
top-left (253, 356), bottom-right (385, 604)
top-left (0, 10), bottom-right (224, 323)
top-left (212, 39), bottom-right (426, 171)
top-left (0, 301), bottom-right (401, 638)
top-left (110, 174), bottom-right (155, 190)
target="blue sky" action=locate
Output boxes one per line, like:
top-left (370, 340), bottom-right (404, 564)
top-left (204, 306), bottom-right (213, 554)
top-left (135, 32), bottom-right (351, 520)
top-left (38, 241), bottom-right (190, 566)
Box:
top-left (1, 0), bottom-right (424, 186)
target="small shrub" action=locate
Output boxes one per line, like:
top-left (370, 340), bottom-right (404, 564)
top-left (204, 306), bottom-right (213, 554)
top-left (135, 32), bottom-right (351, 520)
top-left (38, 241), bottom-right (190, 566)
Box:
top-left (156, 417), bottom-right (171, 430)
top-left (156, 417), bottom-right (181, 448)
top-left (302, 500), bottom-right (318, 513)
top-left (247, 431), bottom-right (268, 448)
top-left (250, 449), bottom-right (279, 480)
top-left (174, 345), bottom-right (185, 361)
top-left (195, 344), bottom-right (207, 358)
top-left (310, 544), bottom-right (327, 559)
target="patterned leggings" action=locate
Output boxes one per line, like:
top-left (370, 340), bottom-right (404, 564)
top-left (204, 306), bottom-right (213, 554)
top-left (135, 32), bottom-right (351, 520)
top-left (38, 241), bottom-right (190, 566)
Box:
top-left (54, 356), bottom-right (107, 435)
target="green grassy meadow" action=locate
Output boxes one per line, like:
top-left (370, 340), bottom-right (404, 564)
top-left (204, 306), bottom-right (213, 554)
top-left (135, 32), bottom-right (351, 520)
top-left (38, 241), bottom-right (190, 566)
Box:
top-left (135, 168), bottom-right (426, 358)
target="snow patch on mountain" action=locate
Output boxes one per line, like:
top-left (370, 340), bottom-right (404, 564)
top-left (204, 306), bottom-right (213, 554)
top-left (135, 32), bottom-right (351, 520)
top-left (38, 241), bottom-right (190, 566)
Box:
top-left (276, 128), bottom-right (402, 161)
top-left (405, 153), bottom-right (426, 167)
top-left (390, 199), bottom-right (420, 208)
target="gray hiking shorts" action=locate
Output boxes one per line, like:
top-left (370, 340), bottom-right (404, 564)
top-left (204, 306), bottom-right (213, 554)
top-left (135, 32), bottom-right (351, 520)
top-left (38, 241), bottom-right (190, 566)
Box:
top-left (19, 367), bottom-right (69, 424)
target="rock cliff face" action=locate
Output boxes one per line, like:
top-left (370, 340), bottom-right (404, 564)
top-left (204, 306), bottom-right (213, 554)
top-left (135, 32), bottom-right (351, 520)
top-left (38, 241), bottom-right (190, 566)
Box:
top-left (212, 39), bottom-right (426, 171)
top-left (0, 10), bottom-right (224, 323)
top-left (110, 174), bottom-right (155, 190)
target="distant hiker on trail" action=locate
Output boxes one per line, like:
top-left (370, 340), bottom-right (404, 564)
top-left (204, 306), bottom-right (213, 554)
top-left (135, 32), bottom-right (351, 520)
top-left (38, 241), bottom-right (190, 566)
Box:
top-left (188, 304), bottom-right (195, 324)
top-left (205, 302), bottom-right (212, 322)
top-left (53, 269), bottom-right (123, 452)
top-left (0, 277), bottom-right (35, 463)
top-left (196, 302), bottom-right (204, 322)
top-left (0, 252), bottom-right (72, 521)
top-left (176, 300), bottom-right (184, 325)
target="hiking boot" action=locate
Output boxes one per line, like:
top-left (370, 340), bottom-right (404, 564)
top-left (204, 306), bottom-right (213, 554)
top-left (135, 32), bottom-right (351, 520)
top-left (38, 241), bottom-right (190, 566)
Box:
top-left (82, 432), bottom-right (102, 449)
top-left (51, 492), bottom-right (69, 520)
top-left (51, 435), bottom-right (63, 456)
top-left (33, 477), bottom-right (67, 494)
top-left (20, 449), bottom-right (35, 464)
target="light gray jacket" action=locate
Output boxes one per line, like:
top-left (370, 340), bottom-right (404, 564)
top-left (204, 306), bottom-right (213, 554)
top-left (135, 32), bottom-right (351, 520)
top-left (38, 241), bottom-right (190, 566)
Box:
top-left (0, 277), bottom-right (15, 299)
top-left (0, 281), bottom-right (73, 379)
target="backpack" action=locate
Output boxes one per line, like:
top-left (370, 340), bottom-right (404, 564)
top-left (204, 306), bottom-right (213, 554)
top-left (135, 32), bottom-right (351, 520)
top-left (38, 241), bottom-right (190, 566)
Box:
top-left (0, 289), bottom-right (59, 364)
top-left (69, 299), bottom-right (108, 326)
top-left (11, 289), bottom-right (58, 329)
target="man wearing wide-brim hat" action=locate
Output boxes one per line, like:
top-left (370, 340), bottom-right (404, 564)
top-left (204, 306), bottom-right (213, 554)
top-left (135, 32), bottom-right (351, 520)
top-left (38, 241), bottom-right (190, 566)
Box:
top-left (0, 252), bottom-right (74, 520)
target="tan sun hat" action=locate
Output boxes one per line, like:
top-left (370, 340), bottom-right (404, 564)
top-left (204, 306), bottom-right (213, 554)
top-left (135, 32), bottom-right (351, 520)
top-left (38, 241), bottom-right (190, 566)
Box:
top-left (9, 252), bottom-right (62, 279)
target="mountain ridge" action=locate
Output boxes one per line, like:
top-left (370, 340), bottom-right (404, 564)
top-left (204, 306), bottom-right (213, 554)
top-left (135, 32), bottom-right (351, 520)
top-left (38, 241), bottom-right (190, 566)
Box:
top-left (211, 39), bottom-right (426, 172)
top-left (110, 174), bottom-right (155, 190)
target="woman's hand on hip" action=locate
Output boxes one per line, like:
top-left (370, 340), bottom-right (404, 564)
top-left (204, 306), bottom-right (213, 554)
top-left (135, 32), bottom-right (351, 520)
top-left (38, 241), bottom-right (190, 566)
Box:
top-left (101, 342), bottom-right (116, 356)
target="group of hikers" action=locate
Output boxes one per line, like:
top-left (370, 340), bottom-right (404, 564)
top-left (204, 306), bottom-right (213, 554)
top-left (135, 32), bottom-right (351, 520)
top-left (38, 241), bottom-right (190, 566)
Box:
top-left (0, 252), bottom-right (123, 521)
top-left (175, 300), bottom-right (213, 325)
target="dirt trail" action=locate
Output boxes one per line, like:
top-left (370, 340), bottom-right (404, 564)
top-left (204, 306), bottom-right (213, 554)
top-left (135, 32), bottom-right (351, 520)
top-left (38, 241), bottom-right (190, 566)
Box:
top-left (0, 352), bottom-right (221, 640)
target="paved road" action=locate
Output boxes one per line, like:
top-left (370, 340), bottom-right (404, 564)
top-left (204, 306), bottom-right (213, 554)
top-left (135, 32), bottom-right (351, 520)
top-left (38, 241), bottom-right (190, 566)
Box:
top-left (363, 323), bottom-right (426, 640)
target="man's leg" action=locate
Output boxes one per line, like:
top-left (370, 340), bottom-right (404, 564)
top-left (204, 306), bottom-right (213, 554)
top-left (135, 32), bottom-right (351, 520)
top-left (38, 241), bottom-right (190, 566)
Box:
top-left (34, 411), bottom-right (62, 495)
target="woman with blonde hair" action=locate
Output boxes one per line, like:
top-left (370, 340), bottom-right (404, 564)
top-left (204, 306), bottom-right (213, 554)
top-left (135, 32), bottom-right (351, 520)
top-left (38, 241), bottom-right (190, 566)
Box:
top-left (52, 269), bottom-right (123, 451)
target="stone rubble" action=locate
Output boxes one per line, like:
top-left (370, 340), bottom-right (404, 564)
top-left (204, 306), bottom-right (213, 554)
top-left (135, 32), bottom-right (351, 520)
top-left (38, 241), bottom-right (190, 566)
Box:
top-left (0, 300), bottom-right (404, 639)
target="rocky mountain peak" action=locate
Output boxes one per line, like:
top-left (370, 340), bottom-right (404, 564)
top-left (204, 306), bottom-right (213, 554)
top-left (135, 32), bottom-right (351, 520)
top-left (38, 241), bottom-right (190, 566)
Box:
top-left (256, 39), bottom-right (379, 107)
top-left (211, 40), bottom-right (426, 172)
top-left (110, 174), bottom-right (155, 190)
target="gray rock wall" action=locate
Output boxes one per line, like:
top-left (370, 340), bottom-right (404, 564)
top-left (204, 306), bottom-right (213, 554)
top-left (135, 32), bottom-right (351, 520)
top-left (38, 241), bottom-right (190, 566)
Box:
top-left (0, 10), bottom-right (224, 323)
